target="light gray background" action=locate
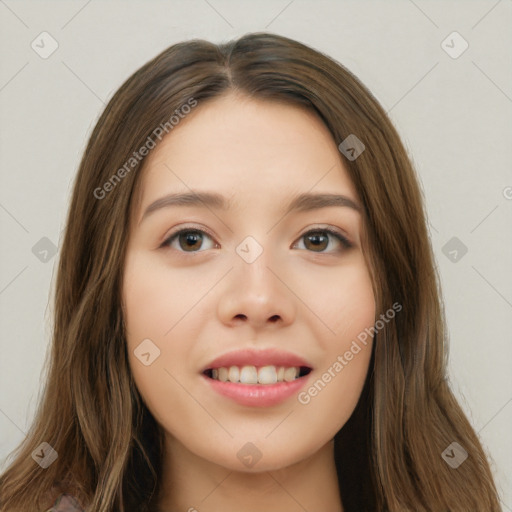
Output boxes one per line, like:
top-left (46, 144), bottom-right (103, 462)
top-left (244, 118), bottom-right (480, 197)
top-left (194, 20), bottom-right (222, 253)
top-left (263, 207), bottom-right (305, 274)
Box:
top-left (1, 0), bottom-right (511, 509)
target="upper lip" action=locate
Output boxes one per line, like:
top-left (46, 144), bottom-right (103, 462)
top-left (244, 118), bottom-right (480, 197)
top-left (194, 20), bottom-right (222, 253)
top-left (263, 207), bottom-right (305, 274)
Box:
top-left (203, 348), bottom-right (313, 371)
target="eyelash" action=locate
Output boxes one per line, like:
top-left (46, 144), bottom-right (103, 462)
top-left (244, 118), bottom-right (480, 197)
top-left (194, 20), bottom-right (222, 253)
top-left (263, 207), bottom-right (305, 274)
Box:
top-left (160, 225), bottom-right (352, 256)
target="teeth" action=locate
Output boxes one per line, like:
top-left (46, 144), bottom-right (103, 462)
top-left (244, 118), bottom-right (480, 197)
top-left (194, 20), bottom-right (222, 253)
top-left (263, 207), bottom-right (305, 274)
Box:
top-left (258, 365), bottom-right (277, 385)
top-left (228, 366), bottom-right (240, 383)
top-left (218, 367), bottom-right (228, 382)
top-left (240, 366), bottom-right (258, 384)
top-left (284, 367), bottom-right (299, 382)
top-left (209, 365), bottom-right (302, 385)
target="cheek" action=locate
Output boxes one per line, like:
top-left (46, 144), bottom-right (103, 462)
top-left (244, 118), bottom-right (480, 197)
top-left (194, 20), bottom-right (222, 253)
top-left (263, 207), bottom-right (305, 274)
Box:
top-left (291, 258), bottom-right (375, 432)
top-left (292, 254), bottom-right (376, 341)
top-left (123, 254), bottom-right (181, 387)
top-left (293, 349), bottom-right (372, 450)
top-left (122, 251), bottom-right (222, 417)
top-left (123, 252), bottom-right (207, 342)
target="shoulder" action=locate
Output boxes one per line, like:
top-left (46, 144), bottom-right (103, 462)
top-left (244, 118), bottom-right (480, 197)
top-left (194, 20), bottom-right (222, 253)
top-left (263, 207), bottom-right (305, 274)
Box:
top-left (44, 493), bottom-right (84, 512)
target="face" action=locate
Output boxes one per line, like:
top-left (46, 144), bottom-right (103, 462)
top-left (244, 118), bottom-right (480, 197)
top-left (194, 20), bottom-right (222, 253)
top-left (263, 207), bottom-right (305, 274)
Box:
top-left (122, 93), bottom-right (376, 472)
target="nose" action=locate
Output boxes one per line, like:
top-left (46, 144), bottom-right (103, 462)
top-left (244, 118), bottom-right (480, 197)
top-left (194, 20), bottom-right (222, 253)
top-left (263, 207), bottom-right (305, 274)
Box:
top-left (216, 249), bottom-right (296, 331)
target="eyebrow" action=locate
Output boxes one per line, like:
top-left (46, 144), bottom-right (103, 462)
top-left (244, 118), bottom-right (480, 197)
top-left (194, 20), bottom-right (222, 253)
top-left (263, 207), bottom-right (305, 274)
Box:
top-left (141, 190), bottom-right (361, 222)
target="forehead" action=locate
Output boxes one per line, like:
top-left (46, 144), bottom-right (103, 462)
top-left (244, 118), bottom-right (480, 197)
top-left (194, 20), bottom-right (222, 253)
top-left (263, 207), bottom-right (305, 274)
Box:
top-left (135, 93), bottom-right (359, 216)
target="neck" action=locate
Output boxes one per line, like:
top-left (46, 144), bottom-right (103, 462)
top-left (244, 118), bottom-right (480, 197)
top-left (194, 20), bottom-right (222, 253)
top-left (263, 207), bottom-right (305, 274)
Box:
top-left (156, 436), bottom-right (344, 512)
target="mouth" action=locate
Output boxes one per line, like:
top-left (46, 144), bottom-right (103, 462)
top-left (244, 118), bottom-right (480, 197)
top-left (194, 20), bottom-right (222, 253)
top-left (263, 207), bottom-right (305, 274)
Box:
top-left (200, 349), bottom-right (314, 407)
top-left (203, 365), bottom-right (313, 385)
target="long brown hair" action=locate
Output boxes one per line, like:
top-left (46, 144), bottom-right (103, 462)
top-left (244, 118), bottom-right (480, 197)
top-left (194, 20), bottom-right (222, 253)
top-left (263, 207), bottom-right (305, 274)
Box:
top-left (0, 33), bottom-right (501, 511)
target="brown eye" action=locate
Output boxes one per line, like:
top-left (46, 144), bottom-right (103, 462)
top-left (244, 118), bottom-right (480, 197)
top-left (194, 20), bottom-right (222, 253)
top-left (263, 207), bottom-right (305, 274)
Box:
top-left (163, 229), bottom-right (216, 253)
top-left (177, 231), bottom-right (204, 251)
top-left (295, 228), bottom-right (352, 253)
top-left (303, 231), bottom-right (329, 251)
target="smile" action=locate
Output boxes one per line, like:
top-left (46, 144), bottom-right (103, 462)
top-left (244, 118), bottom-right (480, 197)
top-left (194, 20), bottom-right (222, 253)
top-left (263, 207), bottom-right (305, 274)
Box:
top-left (203, 365), bottom-right (312, 385)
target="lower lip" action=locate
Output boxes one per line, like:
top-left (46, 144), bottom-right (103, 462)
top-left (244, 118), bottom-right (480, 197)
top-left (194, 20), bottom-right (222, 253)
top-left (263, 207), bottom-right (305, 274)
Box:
top-left (202, 373), bottom-right (311, 407)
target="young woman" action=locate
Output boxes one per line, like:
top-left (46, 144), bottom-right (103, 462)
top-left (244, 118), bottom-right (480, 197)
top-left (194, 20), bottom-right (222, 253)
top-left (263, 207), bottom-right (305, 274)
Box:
top-left (0, 32), bottom-right (501, 511)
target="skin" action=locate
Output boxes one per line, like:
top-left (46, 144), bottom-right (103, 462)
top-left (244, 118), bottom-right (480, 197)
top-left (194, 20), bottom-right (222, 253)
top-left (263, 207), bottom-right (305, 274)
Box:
top-left (122, 92), bottom-right (376, 512)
